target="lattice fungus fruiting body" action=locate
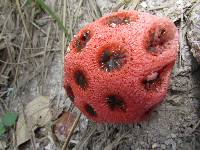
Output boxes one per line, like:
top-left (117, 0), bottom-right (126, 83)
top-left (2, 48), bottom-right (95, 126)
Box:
top-left (64, 11), bottom-right (179, 123)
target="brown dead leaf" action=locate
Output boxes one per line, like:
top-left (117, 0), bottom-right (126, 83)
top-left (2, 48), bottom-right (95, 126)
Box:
top-left (53, 111), bottom-right (76, 141)
top-left (16, 96), bottom-right (52, 146)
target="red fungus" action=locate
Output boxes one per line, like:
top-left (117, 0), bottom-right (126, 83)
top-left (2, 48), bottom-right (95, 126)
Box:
top-left (64, 11), bottom-right (179, 123)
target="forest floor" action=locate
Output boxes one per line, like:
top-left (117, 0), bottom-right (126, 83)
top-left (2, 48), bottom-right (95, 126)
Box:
top-left (0, 0), bottom-right (200, 149)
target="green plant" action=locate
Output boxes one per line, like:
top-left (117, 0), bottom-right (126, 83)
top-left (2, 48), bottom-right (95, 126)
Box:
top-left (0, 112), bottom-right (18, 136)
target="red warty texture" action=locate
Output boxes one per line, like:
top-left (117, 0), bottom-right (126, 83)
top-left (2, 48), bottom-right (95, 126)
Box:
top-left (64, 11), bottom-right (179, 123)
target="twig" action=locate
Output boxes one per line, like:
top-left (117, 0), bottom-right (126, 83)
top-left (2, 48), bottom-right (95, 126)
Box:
top-left (31, 21), bottom-right (47, 35)
top-left (5, 38), bottom-right (15, 63)
top-left (148, 2), bottom-right (172, 11)
top-left (62, 0), bottom-right (66, 80)
top-left (112, 2), bottom-right (124, 12)
top-left (0, 62), bottom-right (7, 75)
top-left (61, 112), bottom-right (82, 150)
top-left (16, 0), bottom-right (31, 40)
top-left (0, 60), bottom-right (27, 65)
top-left (130, 0), bottom-right (141, 10)
top-left (41, 24), bottom-right (51, 94)
top-left (72, 0), bottom-right (84, 29)
top-left (86, 1), bottom-right (96, 21)
top-left (13, 30), bottom-right (25, 86)
top-left (67, 0), bottom-right (73, 39)
top-left (75, 125), bottom-right (97, 149)
top-left (190, 119), bottom-right (200, 134)
top-left (29, 49), bottom-right (61, 58)
top-left (0, 97), bottom-right (9, 112)
top-left (57, 0), bottom-right (67, 108)
top-left (178, 0), bottom-right (184, 68)
top-left (88, 0), bottom-right (102, 19)
top-left (0, 8), bottom-right (14, 37)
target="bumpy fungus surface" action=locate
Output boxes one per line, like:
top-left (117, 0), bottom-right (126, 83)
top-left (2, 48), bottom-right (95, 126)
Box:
top-left (64, 11), bottom-right (179, 123)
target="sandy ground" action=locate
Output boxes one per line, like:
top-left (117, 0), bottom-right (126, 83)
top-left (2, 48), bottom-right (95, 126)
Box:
top-left (0, 0), bottom-right (200, 149)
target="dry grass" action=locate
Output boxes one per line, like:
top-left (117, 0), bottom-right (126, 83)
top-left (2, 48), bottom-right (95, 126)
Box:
top-left (0, 0), bottom-right (67, 149)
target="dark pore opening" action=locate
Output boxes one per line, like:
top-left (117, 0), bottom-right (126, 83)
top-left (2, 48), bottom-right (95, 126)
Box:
top-left (108, 16), bottom-right (130, 27)
top-left (106, 95), bottom-right (126, 112)
top-left (143, 71), bottom-right (162, 91)
top-left (148, 28), bottom-right (167, 53)
top-left (74, 70), bottom-right (88, 89)
top-left (99, 49), bottom-right (126, 72)
top-left (85, 104), bottom-right (97, 117)
top-left (74, 30), bottom-right (91, 52)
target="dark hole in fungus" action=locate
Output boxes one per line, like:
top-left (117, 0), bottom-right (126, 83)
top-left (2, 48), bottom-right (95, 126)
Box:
top-left (143, 63), bottom-right (174, 91)
top-left (108, 16), bottom-right (130, 27)
top-left (85, 104), bottom-right (97, 116)
top-left (75, 30), bottom-right (91, 52)
top-left (65, 86), bottom-right (75, 101)
top-left (143, 72), bottom-right (161, 91)
top-left (74, 70), bottom-right (88, 89)
top-left (106, 95), bottom-right (126, 112)
top-left (99, 49), bottom-right (126, 71)
top-left (148, 28), bottom-right (167, 53)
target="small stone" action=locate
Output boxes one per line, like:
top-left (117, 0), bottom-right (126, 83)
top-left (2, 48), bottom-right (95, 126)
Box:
top-left (171, 133), bottom-right (176, 139)
top-left (152, 143), bottom-right (160, 149)
top-left (161, 144), bottom-right (166, 149)
top-left (140, 2), bottom-right (148, 8)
